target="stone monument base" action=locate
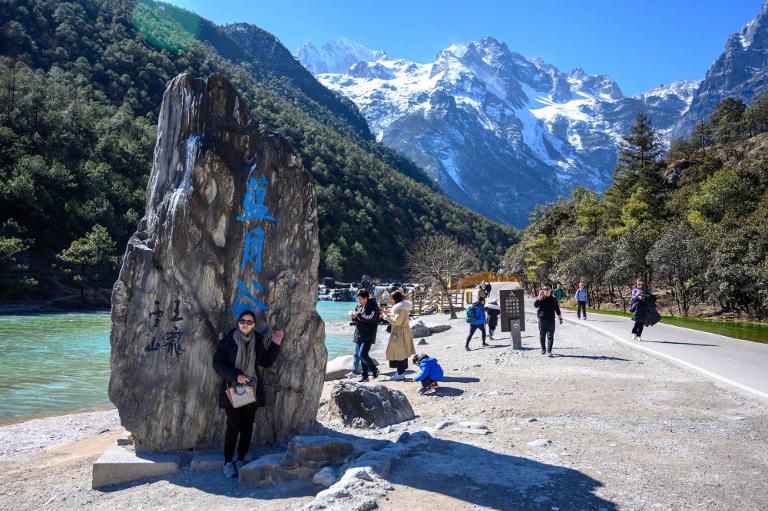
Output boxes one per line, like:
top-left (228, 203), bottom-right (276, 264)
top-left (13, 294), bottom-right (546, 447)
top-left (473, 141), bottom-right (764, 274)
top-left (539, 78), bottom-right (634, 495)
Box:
top-left (92, 442), bottom-right (179, 489)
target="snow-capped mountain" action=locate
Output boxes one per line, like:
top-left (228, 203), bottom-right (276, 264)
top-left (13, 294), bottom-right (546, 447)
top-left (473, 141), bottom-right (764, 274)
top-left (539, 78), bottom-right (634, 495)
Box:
top-left (674, 1), bottom-right (768, 137)
top-left (297, 37), bottom-right (697, 226)
top-left (296, 38), bottom-right (386, 75)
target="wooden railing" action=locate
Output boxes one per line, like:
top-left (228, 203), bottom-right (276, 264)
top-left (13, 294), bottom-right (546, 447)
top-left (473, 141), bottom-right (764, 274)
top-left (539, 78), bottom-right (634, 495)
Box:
top-left (409, 289), bottom-right (465, 316)
top-left (451, 272), bottom-right (519, 290)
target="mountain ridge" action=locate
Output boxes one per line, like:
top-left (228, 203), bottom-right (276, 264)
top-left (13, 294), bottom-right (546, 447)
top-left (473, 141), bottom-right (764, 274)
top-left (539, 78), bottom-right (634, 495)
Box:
top-left (299, 36), bottom-right (699, 226)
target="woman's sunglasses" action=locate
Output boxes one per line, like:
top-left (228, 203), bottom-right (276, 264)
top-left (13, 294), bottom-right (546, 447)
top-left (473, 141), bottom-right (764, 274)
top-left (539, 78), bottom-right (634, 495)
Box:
top-left (238, 319), bottom-right (255, 326)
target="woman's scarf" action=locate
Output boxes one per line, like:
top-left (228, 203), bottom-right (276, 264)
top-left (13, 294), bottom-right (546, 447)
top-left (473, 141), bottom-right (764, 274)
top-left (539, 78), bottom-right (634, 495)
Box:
top-left (233, 328), bottom-right (257, 380)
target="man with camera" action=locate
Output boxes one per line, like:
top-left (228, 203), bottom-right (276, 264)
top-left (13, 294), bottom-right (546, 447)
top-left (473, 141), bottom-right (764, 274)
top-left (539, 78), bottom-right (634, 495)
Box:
top-left (533, 283), bottom-right (564, 357)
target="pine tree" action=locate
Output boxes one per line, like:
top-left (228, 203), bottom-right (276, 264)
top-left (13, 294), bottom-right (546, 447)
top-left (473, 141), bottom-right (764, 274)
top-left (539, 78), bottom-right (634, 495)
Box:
top-left (604, 113), bottom-right (665, 227)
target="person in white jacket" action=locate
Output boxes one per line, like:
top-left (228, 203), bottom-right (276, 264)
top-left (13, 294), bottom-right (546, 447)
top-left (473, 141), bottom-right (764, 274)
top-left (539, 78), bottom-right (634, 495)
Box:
top-left (381, 290), bottom-right (416, 381)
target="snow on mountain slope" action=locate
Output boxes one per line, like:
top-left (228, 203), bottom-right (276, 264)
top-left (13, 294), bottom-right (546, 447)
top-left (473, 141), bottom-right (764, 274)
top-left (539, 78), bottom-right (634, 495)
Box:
top-left (298, 37), bottom-right (697, 226)
top-left (674, 0), bottom-right (768, 138)
top-left (295, 38), bottom-right (386, 75)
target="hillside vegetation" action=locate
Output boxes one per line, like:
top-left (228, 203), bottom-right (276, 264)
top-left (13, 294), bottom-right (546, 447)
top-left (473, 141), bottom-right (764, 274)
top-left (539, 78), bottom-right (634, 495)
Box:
top-left (505, 99), bottom-right (768, 320)
top-left (0, 0), bottom-right (516, 304)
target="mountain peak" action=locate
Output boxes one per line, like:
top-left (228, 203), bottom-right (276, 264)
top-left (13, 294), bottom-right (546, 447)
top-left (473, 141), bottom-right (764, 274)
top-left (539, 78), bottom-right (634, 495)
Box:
top-left (296, 38), bottom-right (386, 75)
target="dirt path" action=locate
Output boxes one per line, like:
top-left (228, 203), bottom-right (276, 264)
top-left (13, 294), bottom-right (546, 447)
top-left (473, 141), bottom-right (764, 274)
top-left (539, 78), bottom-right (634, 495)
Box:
top-left (1, 314), bottom-right (766, 510)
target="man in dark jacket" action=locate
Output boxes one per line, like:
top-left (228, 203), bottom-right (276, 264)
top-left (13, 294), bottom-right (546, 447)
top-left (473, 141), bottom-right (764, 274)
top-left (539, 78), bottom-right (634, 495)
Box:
top-left (212, 310), bottom-right (283, 477)
top-left (351, 289), bottom-right (379, 382)
top-left (533, 283), bottom-right (563, 357)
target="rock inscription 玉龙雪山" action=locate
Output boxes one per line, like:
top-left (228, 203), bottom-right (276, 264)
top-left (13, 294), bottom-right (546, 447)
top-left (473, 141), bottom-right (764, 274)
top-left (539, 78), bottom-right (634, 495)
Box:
top-left (109, 73), bottom-right (327, 452)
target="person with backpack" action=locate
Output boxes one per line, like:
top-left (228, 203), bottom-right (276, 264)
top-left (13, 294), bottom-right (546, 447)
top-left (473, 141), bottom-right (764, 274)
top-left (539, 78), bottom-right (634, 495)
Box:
top-left (465, 296), bottom-right (487, 351)
top-left (575, 281), bottom-right (588, 319)
top-left (534, 283), bottom-right (563, 357)
top-left (485, 299), bottom-right (501, 340)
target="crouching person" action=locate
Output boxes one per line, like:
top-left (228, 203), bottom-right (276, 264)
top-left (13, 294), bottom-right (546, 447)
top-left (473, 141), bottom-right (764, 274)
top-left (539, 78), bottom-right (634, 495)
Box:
top-left (412, 354), bottom-right (444, 395)
top-left (213, 310), bottom-right (284, 478)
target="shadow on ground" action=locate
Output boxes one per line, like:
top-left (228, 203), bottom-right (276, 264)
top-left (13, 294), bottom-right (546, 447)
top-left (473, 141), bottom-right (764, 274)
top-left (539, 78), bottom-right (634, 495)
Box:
top-left (643, 339), bottom-right (719, 347)
top-left (99, 428), bottom-right (617, 510)
top-left (551, 354), bottom-right (631, 361)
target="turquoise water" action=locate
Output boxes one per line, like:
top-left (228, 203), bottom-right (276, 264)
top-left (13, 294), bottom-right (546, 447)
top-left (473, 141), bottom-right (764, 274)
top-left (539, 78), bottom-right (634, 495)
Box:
top-left (0, 302), bottom-right (356, 422)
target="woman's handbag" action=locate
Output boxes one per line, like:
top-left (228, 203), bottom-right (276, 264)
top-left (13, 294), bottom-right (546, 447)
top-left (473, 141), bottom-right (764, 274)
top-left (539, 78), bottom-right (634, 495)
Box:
top-left (226, 380), bottom-right (258, 408)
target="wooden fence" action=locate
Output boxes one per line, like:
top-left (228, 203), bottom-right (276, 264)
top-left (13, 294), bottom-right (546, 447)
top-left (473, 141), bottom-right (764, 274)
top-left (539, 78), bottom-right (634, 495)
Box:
top-left (451, 272), bottom-right (519, 290)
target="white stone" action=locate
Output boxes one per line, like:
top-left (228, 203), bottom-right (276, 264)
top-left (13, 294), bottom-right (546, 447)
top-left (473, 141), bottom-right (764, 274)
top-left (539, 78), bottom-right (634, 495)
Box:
top-left (312, 466), bottom-right (338, 487)
top-left (527, 439), bottom-right (553, 448)
top-left (458, 421), bottom-right (488, 429)
top-left (325, 355), bottom-right (356, 381)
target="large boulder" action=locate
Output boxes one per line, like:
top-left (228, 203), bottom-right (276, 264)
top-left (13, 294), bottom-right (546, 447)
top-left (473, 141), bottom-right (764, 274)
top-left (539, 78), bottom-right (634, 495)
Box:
top-left (328, 382), bottom-right (415, 428)
top-left (410, 320), bottom-right (432, 338)
top-left (109, 73), bottom-right (327, 452)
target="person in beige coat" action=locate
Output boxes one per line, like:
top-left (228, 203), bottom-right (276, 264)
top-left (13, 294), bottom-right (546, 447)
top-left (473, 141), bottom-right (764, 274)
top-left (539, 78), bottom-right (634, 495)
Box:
top-left (382, 290), bottom-right (416, 381)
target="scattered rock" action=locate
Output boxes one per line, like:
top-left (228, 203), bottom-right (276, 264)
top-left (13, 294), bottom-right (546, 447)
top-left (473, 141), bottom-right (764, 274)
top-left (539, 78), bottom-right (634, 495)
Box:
top-left (527, 439), bottom-right (553, 448)
top-left (343, 466), bottom-right (375, 482)
top-left (328, 382), bottom-right (415, 428)
top-left (325, 355), bottom-right (355, 381)
top-left (527, 418), bottom-right (538, 423)
top-left (312, 466), bottom-right (338, 487)
top-left (458, 421), bottom-right (488, 430)
top-left (239, 453), bottom-right (304, 486)
top-left (283, 435), bottom-right (355, 469)
top-left (409, 431), bottom-right (432, 443)
top-left (434, 421), bottom-right (454, 430)
top-left (396, 432), bottom-right (411, 443)
top-left (450, 428), bottom-right (490, 436)
top-left (417, 338), bottom-right (428, 345)
top-left (427, 324), bottom-right (451, 334)
top-left (410, 321), bottom-right (432, 338)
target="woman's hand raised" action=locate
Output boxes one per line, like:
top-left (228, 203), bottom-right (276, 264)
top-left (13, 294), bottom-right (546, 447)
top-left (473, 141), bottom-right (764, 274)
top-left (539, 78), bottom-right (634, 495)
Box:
top-left (271, 329), bottom-right (284, 345)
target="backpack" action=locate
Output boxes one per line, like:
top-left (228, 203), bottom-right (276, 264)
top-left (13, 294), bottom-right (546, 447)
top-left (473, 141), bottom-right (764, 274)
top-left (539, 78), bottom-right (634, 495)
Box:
top-left (465, 303), bottom-right (479, 323)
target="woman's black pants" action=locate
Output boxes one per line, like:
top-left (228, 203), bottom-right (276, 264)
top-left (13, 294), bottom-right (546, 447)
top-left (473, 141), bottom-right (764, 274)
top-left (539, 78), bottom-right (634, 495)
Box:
top-left (632, 321), bottom-right (644, 337)
top-left (390, 358), bottom-right (407, 374)
top-left (224, 404), bottom-right (257, 463)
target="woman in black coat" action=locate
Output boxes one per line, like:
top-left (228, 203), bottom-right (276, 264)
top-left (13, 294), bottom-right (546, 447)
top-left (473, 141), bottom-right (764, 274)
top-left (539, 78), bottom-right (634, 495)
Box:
top-left (212, 309), bottom-right (284, 478)
top-left (630, 280), bottom-right (661, 341)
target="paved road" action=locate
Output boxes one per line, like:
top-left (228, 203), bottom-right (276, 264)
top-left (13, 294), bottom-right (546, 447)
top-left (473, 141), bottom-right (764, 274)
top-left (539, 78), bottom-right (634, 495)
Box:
top-left (558, 307), bottom-right (768, 402)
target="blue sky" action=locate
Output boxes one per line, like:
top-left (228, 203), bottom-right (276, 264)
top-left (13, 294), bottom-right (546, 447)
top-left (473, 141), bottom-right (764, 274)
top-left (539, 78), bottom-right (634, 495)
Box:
top-left (165, 0), bottom-right (763, 95)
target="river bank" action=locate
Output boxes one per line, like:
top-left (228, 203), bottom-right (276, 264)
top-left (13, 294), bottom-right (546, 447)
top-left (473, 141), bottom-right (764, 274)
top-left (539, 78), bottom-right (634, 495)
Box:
top-left (1, 313), bottom-right (766, 510)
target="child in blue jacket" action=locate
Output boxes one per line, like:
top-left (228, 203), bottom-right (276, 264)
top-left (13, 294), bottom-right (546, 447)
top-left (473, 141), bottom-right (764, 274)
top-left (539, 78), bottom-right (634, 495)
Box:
top-left (412, 354), bottom-right (444, 395)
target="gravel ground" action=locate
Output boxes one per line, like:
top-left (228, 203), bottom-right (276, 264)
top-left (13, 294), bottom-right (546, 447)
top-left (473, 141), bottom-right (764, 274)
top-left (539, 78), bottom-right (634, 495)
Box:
top-left (1, 314), bottom-right (766, 510)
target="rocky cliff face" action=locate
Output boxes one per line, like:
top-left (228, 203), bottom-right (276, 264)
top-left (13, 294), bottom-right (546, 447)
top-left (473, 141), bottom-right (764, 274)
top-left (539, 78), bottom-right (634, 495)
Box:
top-left (300, 37), bottom-right (697, 226)
top-left (109, 73), bottom-right (327, 452)
top-left (674, 1), bottom-right (768, 138)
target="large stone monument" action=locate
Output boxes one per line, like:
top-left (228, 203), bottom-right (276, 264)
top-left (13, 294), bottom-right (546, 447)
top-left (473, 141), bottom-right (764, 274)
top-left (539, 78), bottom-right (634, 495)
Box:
top-left (109, 73), bottom-right (327, 452)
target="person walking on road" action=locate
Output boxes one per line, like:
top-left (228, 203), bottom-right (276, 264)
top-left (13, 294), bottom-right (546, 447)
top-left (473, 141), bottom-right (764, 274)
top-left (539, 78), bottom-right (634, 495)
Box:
top-left (630, 280), bottom-right (661, 341)
top-left (553, 284), bottom-right (565, 303)
top-left (575, 281), bottom-right (588, 320)
top-left (534, 283), bottom-right (563, 357)
top-left (485, 299), bottom-right (501, 340)
top-left (465, 296), bottom-right (488, 351)
top-left (483, 281), bottom-right (492, 298)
